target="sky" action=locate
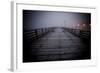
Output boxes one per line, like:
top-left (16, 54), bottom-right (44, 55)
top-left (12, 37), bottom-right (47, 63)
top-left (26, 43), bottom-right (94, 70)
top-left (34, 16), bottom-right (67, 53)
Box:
top-left (23, 10), bottom-right (91, 30)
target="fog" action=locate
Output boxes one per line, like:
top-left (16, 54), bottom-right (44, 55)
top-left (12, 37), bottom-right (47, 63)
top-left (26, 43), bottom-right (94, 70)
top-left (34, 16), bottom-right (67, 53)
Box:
top-left (23, 10), bottom-right (91, 30)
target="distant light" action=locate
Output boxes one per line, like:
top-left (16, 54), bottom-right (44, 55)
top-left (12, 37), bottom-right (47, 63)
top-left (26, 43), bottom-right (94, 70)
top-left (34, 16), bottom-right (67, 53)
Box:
top-left (83, 24), bottom-right (86, 26)
top-left (77, 24), bottom-right (80, 27)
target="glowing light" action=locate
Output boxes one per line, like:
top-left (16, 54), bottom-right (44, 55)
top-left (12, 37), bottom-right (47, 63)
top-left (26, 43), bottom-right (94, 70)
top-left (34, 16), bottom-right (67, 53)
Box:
top-left (83, 24), bottom-right (86, 26)
top-left (77, 24), bottom-right (80, 27)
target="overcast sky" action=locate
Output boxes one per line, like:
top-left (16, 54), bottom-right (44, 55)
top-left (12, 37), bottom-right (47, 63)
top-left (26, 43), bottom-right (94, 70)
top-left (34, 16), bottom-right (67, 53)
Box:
top-left (23, 10), bottom-right (91, 30)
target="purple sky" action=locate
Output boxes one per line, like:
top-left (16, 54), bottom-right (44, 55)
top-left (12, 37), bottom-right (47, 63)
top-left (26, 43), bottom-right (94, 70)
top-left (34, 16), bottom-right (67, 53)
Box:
top-left (23, 10), bottom-right (91, 30)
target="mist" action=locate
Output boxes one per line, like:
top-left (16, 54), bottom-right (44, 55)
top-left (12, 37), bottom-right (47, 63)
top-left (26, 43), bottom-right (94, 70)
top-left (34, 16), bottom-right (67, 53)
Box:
top-left (23, 10), bottom-right (91, 30)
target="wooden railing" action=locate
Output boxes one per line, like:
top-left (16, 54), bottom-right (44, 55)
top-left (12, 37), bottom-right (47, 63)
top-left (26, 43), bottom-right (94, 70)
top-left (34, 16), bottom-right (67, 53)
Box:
top-left (63, 27), bottom-right (91, 40)
top-left (23, 27), bottom-right (55, 43)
